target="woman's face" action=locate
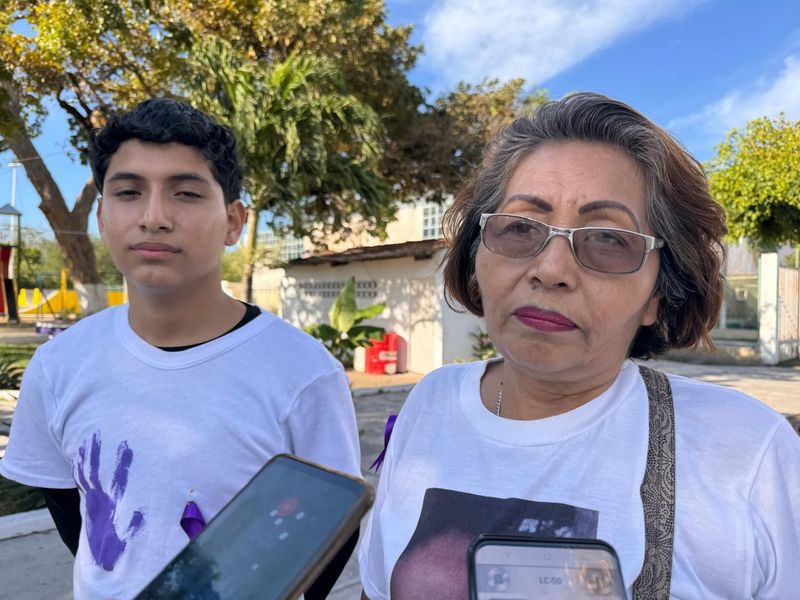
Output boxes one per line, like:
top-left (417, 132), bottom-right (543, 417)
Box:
top-left (475, 141), bottom-right (660, 385)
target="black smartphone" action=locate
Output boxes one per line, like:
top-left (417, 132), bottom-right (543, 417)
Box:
top-left (468, 534), bottom-right (627, 599)
top-left (136, 454), bottom-right (374, 600)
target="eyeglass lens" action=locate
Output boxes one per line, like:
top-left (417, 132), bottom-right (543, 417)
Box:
top-left (482, 214), bottom-right (648, 274)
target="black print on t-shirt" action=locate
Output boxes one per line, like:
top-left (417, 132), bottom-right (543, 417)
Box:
top-left (389, 487), bottom-right (599, 600)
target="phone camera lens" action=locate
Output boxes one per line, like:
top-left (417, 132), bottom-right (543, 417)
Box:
top-left (487, 567), bottom-right (510, 592)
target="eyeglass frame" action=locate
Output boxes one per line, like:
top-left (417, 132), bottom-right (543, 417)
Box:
top-left (478, 212), bottom-right (665, 274)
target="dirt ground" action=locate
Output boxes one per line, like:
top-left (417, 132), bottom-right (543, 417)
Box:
top-left (346, 370), bottom-right (423, 389)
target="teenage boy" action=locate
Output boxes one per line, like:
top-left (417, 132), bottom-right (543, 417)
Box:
top-left (0, 99), bottom-right (361, 598)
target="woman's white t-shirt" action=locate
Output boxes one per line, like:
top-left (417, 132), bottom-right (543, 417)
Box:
top-left (358, 359), bottom-right (800, 599)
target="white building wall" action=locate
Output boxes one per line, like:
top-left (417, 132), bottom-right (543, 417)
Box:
top-left (726, 238), bottom-right (797, 276)
top-left (282, 255), bottom-right (444, 373)
top-left (252, 267), bottom-right (285, 290)
top-left (434, 258), bottom-right (486, 364)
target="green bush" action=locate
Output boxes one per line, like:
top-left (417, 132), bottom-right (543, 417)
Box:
top-left (0, 343), bottom-right (39, 366)
top-left (0, 360), bottom-right (23, 389)
top-left (0, 476), bottom-right (45, 516)
top-left (304, 277), bottom-right (386, 367)
top-left (471, 328), bottom-right (498, 361)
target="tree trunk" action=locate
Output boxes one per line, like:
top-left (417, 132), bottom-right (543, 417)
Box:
top-left (1, 76), bottom-right (106, 314)
top-left (241, 205), bottom-right (260, 303)
top-left (2, 142), bottom-right (104, 313)
top-left (1, 77), bottom-right (107, 315)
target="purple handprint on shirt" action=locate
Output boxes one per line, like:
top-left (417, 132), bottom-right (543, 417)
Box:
top-left (76, 432), bottom-right (145, 571)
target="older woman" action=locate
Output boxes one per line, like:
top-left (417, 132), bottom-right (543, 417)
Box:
top-left (358, 93), bottom-right (800, 599)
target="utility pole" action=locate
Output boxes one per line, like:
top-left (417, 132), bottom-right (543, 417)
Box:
top-left (8, 161), bottom-right (21, 278)
top-left (7, 161), bottom-right (22, 323)
top-left (9, 160), bottom-right (20, 208)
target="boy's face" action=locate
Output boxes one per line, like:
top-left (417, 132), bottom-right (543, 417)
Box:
top-left (97, 139), bottom-right (245, 294)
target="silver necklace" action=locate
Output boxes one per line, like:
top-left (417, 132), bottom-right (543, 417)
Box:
top-left (495, 381), bottom-right (503, 416)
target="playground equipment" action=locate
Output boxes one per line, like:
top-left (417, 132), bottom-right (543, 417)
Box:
top-left (0, 243), bottom-right (18, 320)
top-left (16, 269), bottom-right (126, 318)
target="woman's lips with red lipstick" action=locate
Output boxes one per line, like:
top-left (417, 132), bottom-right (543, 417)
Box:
top-left (513, 306), bottom-right (578, 332)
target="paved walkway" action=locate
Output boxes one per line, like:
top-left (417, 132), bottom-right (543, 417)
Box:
top-left (0, 360), bottom-right (797, 599)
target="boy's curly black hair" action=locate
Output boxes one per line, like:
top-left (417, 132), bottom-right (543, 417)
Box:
top-left (89, 98), bottom-right (242, 204)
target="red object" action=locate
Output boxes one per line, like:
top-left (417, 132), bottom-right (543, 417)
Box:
top-left (365, 337), bottom-right (389, 374)
top-left (0, 245), bottom-right (11, 315)
top-left (382, 333), bottom-right (399, 374)
top-left (365, 333), bottom-right (402, 374)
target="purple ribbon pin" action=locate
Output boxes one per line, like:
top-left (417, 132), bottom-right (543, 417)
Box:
top-left (369, 414), bottom-right (397, 472)
top-left (180, 501), bottom-right (206, 540)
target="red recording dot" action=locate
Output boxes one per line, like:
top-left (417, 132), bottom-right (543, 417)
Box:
top-left (276, 497), bottom-right (299, 517)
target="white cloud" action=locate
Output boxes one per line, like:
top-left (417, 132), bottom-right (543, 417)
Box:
top-left (667, 54), bottom-right (800, 153)
top-left (420, 0), bottom-right (703, 88)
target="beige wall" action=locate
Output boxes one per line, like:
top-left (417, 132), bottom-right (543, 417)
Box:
top-left (275, 200), bottom-right (451, 257)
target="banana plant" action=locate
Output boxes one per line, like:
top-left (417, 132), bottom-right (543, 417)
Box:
top-left (304, 277), bottom-right (386, 366)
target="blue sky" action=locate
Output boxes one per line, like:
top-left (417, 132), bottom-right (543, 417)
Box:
top-left (1, 0), bottom-right (799, 237)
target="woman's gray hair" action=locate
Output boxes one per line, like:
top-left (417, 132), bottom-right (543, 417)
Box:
top-left (442, 92), bottom-right (727, 358)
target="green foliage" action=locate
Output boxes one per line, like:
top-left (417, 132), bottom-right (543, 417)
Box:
top-left (0, 360), bottom-right (23, 389)
top-left (0, 343), bottom-right (40, 365)
top-left (0, 341), bottom-right (37, 390)
top-left (1, 1), bottom-right (181, 155)
top-left (92, 238), bottom-right (123, 286)
top-left (18, 233), bottom-right (65, 289)
top-left (471, 328), bottom-right (498, 361)
top-left (2, 0), bottom-right (551, 276)
top-left (18, 231), bottom-right (121, 288)
top-left (164, 0), bottom-right (426, 199)
top-left (707, 115), bottom-right (800, 250)
top-left (783, 249), bottom-right (800, 268)
top-left (0, 476), bottom-right (45, 517)
top-left (414, 79), bottom-right (549, 202)
top-left (183, 37), bottom-right (395, 242)
top-left (221, 248), bottom-right (244, 281)
top-left (304, 277), bottom-right (385, 366)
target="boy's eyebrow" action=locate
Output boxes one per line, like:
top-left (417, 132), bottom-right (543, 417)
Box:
top-left (167, 173), bottom-right (212, 185)
top-left (105, 172), bottom-right (212, 184)
top-left (106, 171), bottom-right (145, 183)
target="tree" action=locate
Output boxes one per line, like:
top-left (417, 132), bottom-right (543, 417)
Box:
top-left (707, 115), bottom-right (800, 250)
top-left (0, 0), bottom-right (416, 310)
top-left (17, 230), bottom-right (120, 290)
top-left (18, 232), bottom-right (65, 289)
top-left (402, 79), bottom-right (549, 201)
top-left (167, 0), bottom-right (425, 194)
top-left (183, 37), bottom-right (394, 300)
top-left (149, 0), bottom-right (549, 201)
top-left (221, 248), bottom-right (244, 283)
top-left (1, 0), bottom-right (549, 312)
top-left (0, 0), bottom-right (179, 312)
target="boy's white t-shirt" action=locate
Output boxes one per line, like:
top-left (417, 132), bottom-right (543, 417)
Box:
top-left (0, 304), bottom-right (362, 600)
top-left (358, 359), bottom-right (800, 599)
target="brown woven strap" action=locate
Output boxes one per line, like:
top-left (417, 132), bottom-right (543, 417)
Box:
top-left (631, 366), bottom-right (676, 600)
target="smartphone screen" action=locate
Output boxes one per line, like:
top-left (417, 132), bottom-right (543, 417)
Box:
top-left (469, 536), bottom-right (626, 600)
top-left (137, 454), bottom-right (373, 600)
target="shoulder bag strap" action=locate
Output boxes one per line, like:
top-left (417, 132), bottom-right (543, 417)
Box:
top-left (631, 365), bottom-right (676, 599)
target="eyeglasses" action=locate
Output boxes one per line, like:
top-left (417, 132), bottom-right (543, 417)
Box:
top-left (479, 213), bottom-right (665, 274)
